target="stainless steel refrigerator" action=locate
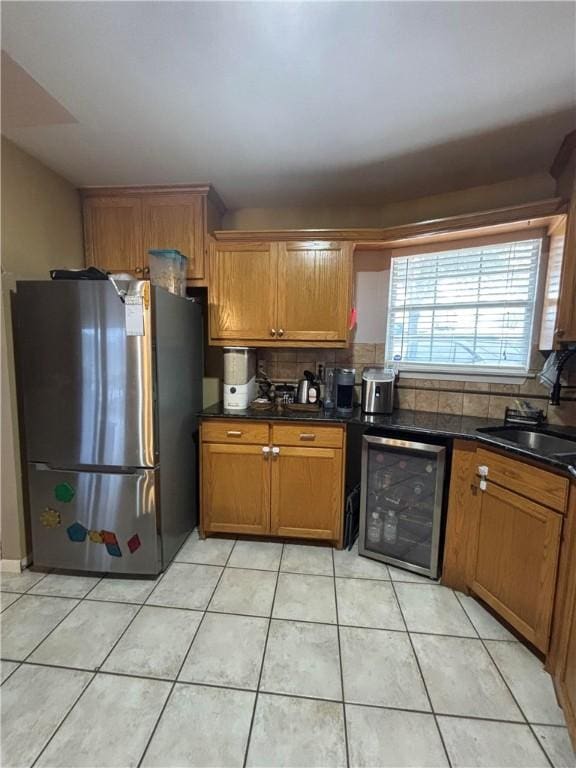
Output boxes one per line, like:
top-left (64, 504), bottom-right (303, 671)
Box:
top-left (14, 279), bottom-right (203, 575)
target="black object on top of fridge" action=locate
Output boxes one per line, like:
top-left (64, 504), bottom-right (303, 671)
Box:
top-left (359, 430), bottom-right (451, 579)
top-left (14, 279), bottom-right (203, 575)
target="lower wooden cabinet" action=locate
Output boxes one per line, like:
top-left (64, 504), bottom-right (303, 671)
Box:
top-left (201, 443), bottom-right (270, 535)
top-left (471, 481), bottom-right (562, 652)
top-left (271, 447), bottom-right (343, 540)
top-left (443, 442), bottom-right (567, 654)
top-left (200, 420), bottom-right (345, 545)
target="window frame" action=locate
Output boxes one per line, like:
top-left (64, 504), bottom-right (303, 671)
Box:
top-left (383, 230), bottom-right (547, 379)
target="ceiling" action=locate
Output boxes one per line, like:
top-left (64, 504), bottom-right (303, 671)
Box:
top-left (2, 1), bottom-right (575, 209)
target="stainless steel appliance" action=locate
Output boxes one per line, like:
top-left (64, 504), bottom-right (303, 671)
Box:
top-left (361, 366), bottom-right (395, 414)
top-left (14, 279), bottom-right (203, 575)
top-left (359, 433), bottom-right (447, 578)
top-left (334, 368), bottom-right (355, 414)
top-left (297, 370), bottom-right (320, 404)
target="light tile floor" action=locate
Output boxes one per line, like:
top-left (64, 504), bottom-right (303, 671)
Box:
top-left (1, 532), bottom-right (575, 768)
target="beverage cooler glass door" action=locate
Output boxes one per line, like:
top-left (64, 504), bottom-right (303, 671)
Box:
top-left (359, 435), bottom-right (446, 578)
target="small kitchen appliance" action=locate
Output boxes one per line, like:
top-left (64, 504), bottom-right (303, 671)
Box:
top-left (361, 366), bottom-right (395, 414)
top-left (296, 370), bottom-right (320, 404)
top-left (334, 368), bottom-right (356, 414)
top-left (223, 347), bottom-right (257, 409)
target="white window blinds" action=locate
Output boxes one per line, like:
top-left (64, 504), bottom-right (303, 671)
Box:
top-left (385, 238), bottom-right (541, 374)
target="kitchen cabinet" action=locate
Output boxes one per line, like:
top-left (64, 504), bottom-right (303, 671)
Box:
top-left (548, 484), bottom-right (576, 749)
top-left (200, 419), bottom-right (345, 544)
top-left (208, 242), bottom-right (277, 341)
top-left (271, 446), bottom-right (343, 540)
top-left (442, 443), bottom-right (568, 653)
top-left (471, 481), bottom-right (562, 652)
top-left (83, 195), bottom-right (143, 275)
top-left (82, 185), bottom-right (224, 282)
top-left (208, 240), bottom-right (353, 347)
top-left (554, 182), bottom-right (576, 345)
top-left (201, 443), bottom-right (270, 535)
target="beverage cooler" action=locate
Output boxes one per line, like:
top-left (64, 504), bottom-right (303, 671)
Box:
top-left (359, 434), bottom-right (448, 579)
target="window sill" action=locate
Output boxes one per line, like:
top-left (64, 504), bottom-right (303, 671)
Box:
top-left (389, 366), bottom-right (533, 385)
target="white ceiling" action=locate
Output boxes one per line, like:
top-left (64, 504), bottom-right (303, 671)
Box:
top-left (2, 1), bottom-right (575, 209)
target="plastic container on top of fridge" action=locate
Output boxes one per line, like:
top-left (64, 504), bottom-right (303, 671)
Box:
top-left (147, 250), bottom-right (188, 296)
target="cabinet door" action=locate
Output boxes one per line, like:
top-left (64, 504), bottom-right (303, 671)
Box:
top-left (201, 443), bottom-right (270, 535)
top-left (209, 242), bottom-right (277, 342)
top-left (276, 242), bottom-right (351, 343)
top-left (472, 482), bottom-right (562, 652)
top-left (143, 193), bottom-right (205, 280)
top-left (270, 446), bottom-right (343, 542)
top-left (83, 196), bottom-right (143, 274)
top-left (555, 182), bottom-right (576, 344)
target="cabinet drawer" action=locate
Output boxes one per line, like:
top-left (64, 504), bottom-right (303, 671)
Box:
top-left (272, 423), bottom-right (344, 449)
top-left (477, 448), bottom-right (569, 513)
top-left (202, 420), bottom-right (269, 445)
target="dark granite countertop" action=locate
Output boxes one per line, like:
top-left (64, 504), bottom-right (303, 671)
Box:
top-left (199, 403), bottom-right (576, 476)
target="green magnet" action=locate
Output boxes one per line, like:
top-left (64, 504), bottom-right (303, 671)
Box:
top-left (54, 482), bottom-right (75, 503)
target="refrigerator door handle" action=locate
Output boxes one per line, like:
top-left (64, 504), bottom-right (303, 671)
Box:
top-left (30, 463), bottom-right (150, 476)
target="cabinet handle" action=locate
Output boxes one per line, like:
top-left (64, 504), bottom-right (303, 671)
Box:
top-left (262, 446), bottom-right (271, 459)
top-left (227, 430), bottom-right (242, 437)
top-left (270, 328), bottom-right (277, 337)
top-left (477, 465), bottom-right (488, 491)
top-left (299, 433), bottom-right (316, 441)
top-left (277, 328), bottom-right (284, 337)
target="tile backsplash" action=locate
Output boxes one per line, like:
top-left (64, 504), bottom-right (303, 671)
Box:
top-left (206, 343), bottom-right (576, 426)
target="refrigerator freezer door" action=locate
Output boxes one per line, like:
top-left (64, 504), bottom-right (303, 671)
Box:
top-left (28, 464), bottom-right (159, 574)
top-left (15, 281), bottom-right (154, 468)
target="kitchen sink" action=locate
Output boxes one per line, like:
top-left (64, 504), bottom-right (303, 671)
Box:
top-left (476, 427), bottom-right (576, 456)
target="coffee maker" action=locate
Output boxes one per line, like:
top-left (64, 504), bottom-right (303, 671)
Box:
top-left (334, 368), bottom-right (355, 414)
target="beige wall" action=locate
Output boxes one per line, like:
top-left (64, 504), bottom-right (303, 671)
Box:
top-left (223, 173), bottom-right (556, 230)
top-left (1, 137), bottom-right (84, 561)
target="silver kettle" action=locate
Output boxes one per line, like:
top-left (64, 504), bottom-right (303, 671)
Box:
top-left (297, 370), bottom-right (319, 404)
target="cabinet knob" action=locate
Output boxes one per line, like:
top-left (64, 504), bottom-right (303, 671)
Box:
top-left (262, 446), bottom-right (271, 459)
top-left (277, 328), bottom-right (284, 337)
top-left (144, 266), bottom-right (150, 275)
top-left (556, 329), bottom-right (565, 337)
top-left (135, 267), bottom-right (143, 274)
top-left (271, 446), bottom-right (280, 458)
top-left (270, 328), bottom-right (277, 337)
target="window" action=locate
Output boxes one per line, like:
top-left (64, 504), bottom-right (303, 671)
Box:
top-left (385, 237), bottom-right (541, 375)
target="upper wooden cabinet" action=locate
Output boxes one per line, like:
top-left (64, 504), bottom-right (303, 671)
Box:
top-left (83, 196), bottom-right (143, 274)
top-left (208, 240), bottom-right (353, 347)
top-left (82, 185), bottom-right (225, 282)
top-left (209, 242), bottom-right (277, 341)
top-left (142, 193), bottom-right (206, 280)
top-left (554, 184), bottom-right (576, 345)
top-left (277, 242), bottom-right (351, 343)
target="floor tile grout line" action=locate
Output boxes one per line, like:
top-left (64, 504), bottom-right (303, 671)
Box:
top-left (0, 660), bottom-right (21, 686)
top-left (31, 671), bottom-right (98, 767)
top-left (24, 567), bottom-right (168, 766)
top-left (388, 577), bottom-right (453, 768)
top-left (477, 636), bottom-right (555, 767)
top-left (137, 535), bottom-right (237, 768)
top-left (332, 546), bottom-right (350, 768)
top-left (453, 590), bottom-right (519, 643)
top-left (7, 655), bottom-right (563, 728)
top-left (242, 541), bottom-right (284, 768)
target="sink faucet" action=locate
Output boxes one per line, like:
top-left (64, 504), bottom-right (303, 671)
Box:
top-left (550, 347), bottom-right (576, 406)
